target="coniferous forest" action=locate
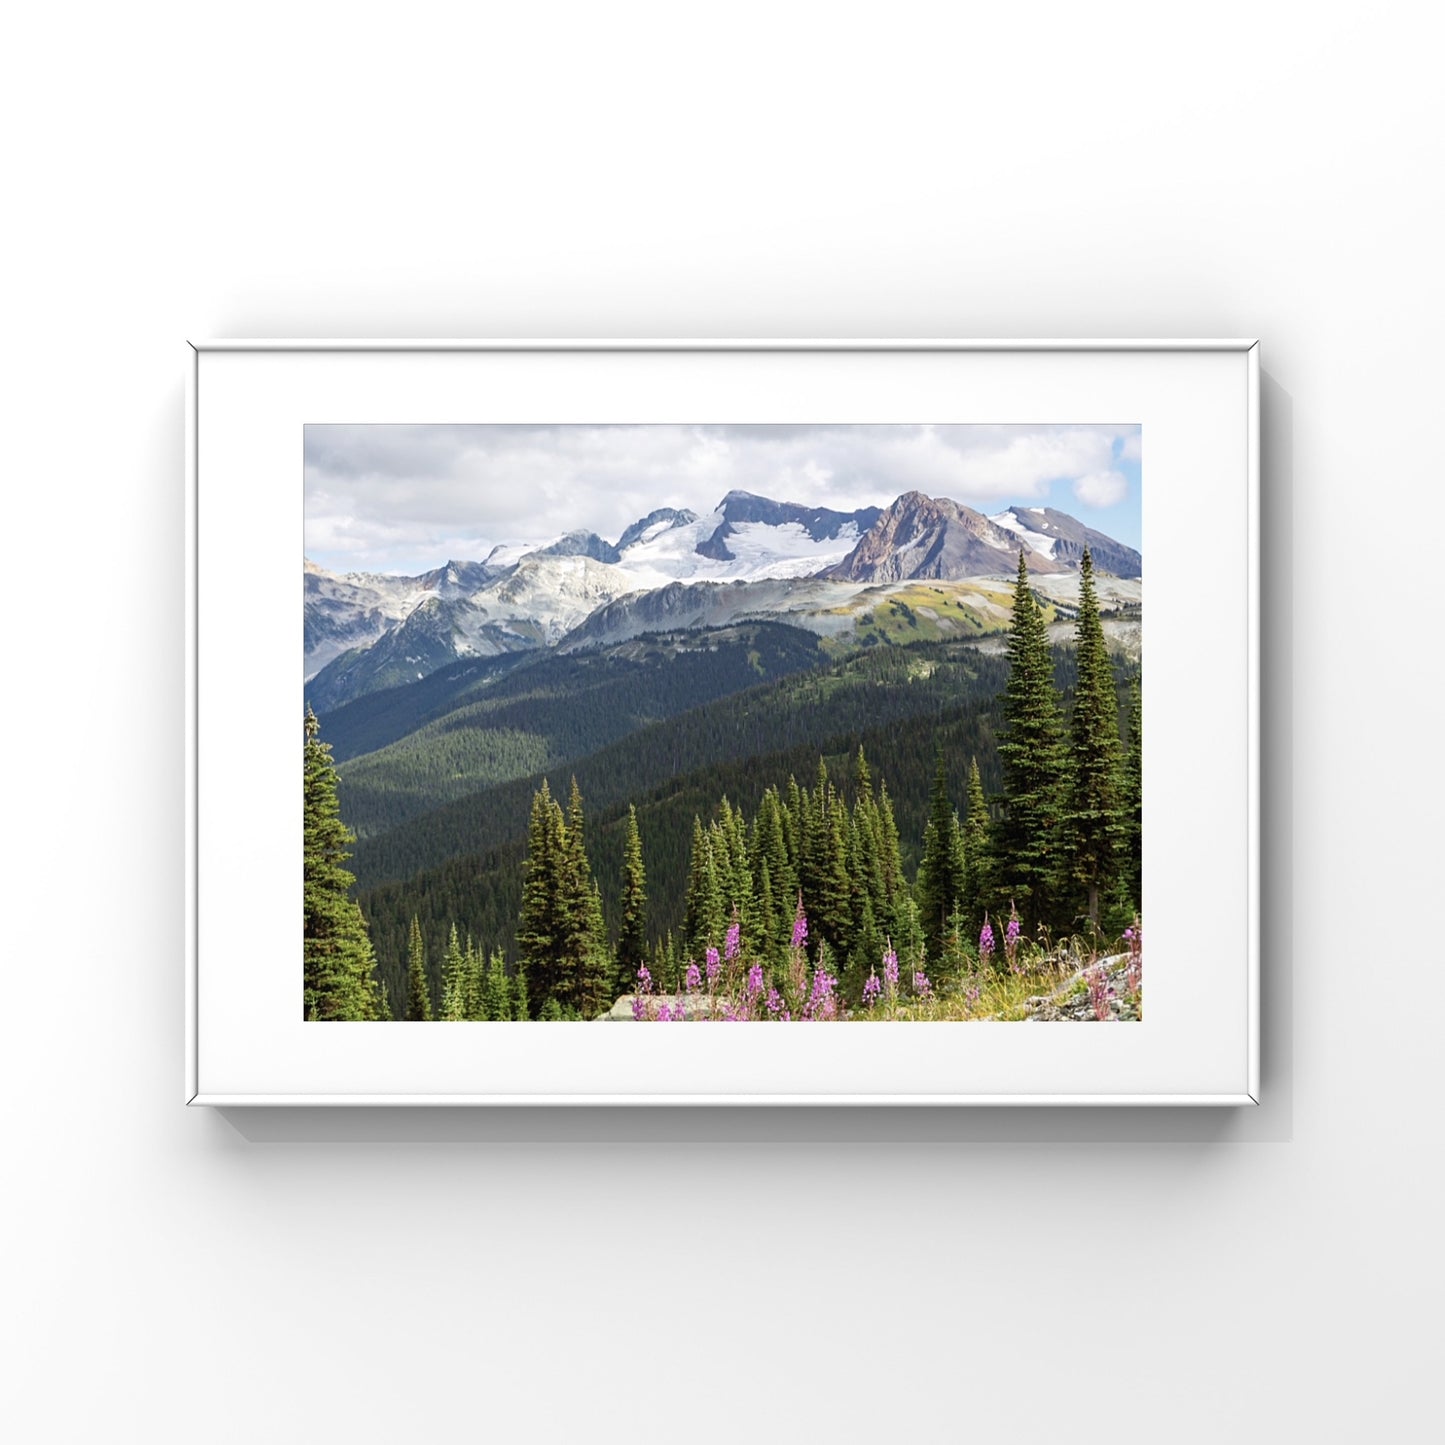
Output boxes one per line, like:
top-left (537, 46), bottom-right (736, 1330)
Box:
top-left (304, 548), bottom-right (1144, 1024)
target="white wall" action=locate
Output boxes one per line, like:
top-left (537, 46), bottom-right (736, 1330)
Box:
top-left (5, 3), bottom-right (1436, 1440)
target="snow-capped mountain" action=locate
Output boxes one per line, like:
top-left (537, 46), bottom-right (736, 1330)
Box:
top-left (825, 492), bottom-right (1068, 583)
top-left (608, 490), bottom-right (878, 585)
top-left (306, 489), bottom-right (1140, 709)
top-left (989, 506), bottom-right (1142, 579)
top-left (614, 507), bottom-right (698, 552)
top-left (304, 561), bottom-right (439, 679)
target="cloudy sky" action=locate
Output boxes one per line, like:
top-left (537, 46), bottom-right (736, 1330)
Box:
top-left (304, 423), bottom-right (1142, 576)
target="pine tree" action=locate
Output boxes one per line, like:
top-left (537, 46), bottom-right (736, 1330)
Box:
top-left (996, 551), bottom-right (1069, 928)
top-left (753, 788), bottom-right (795, 941)
top-left (463, 937), bottom-right (487, 1020)
top-left (1061, 549), bottom-right (1127, 928)
top-left (548, 779), bottom-right (612, 1016)
top-left (852, 748), bottom-right (887, 948)
top-left (302, 710), bottom-right (384, 1021)
top-left (577, 881), bottom-right (615, 1018)
top-left (483, 949), bottom-right (511, 1021)
top-left (816, 803), bottom-right (855, 957)
top-left (517, 781), bottom-right (559, 1012)
top-left (405, 915), bottom-right (432, 1021)
top-left (961, 757), bottom-right (992, 926)
top-left (616, 805), bottom-right (648, 993)
top-left (682, 816), bottom-right (725, 957)
top-left (916, 752), bottom-right (966, 959)
top-left (1123, 672), bottom-right (1143, 910)
top-left (440, 923), bottom-right (468, 1020)
top-left (876, 778), bottom-right (909, 944)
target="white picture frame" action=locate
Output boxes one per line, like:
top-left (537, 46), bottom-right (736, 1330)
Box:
top-left (186, 339), bottom-right (1259, 1106)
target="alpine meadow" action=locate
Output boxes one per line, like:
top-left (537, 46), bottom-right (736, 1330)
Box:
top-left (303, 424), bottom-right (1144, 1024)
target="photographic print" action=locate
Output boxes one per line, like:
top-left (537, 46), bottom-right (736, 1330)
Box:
top-left (303, 423), bottom-right (1144, 1026)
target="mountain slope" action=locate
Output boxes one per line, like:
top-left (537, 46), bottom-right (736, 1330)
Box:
top-left (694, 490), bottom-right (881, 562)
top-left (990, 506), bottom-right (1142, 577)
top-left (332, 622), bottom-right (828, 839)
top-left (346, 636), bottom-right (1017, 889)
top-left (306, 490), bottom-right (1137, 704)
top-left (825, 492), bottom-right (1068, 582)
top-left (304, 561), bottom-right (434, 679)
top-left (614, 507), bottom-right (698, 551)
top-left (305, 595), bottom-right (541, 712)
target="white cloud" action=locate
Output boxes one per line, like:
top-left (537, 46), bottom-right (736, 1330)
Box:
top-left (1073, 470), bottom-right (1129, 508)
top-left (1119, 431), bottom-right (1143, 463)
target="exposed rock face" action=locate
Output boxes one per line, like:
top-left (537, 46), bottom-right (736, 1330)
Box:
top-left (598, 994), bottom-right (731, 1021)
top-left (413, 559), bottom-right (504, 595)
top-left (992, 506), bottom-right (1142, 578)
top-left (534, 530), bottom-right (622, 565)
top-left (1021, 954), bottom-right (1140, 1021)
top-left (825, 492), bottom-right (1067, 582)
top-left (614, 507), bottom-right (698, 552)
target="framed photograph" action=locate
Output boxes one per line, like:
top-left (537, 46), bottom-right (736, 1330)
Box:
top-left (186, 339), bottom-right (1259, 1105)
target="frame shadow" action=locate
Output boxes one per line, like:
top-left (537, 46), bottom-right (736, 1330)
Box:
top-left (211, 374), bottom-right (1294, 1146)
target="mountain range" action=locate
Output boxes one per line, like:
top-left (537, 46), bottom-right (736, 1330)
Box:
top-left (305, 489), bottom-right (1140, 710)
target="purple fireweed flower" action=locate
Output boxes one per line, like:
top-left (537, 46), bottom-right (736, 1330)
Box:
top-left (1005, 917), bottom-right (1020, 944)
top-left (1086, 963), bottom-right (1115, 1022)
top-left (725, 919), bottom-right (741, 961)
top-left (913, 970), bottom-right (931, 998)
top-left (980, 922), bottom-right (996, 960)
top-left (631, 994), bottom-right (647, 1020)
top-left (766, 987), bottom-right (784, 1015)
top-left (747, 962), bottom-right (764, 998)
top-left (965, 982), bottom-right (981, 1005)
top-left (882, 946), bottom-right (899, 990)
top-left (804, 967), bottom-right (837, 1020)
top-left (705, 947), bottom-right (721, 985)
top-left (684, 962), bottom-right (702, 992)
top-left (791, 899), bottom-right (809, 951)
top-left (636, 963), bottom-right (653, 993)
top-left (862, 972), bottom-right (882, 1006)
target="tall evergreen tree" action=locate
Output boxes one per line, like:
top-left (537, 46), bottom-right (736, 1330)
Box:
top-left (682, 816), bottom-right (726, 957)
top-left (519, 777), bottom-right (614, 1016)
top-left (753, 787), bottom-right (795, 937)
top-left (1123, 672), bottom-right (1143, 910)
top-left (961, 756), bottom-right (992, 926)
top-left (405, 915), bottom-right (432, 1021)
top-left (577, 881), bottom-right (615, 1017)
top-left (616, 804), bottom-right (649, 992)
top-left (462, 936), bottom-right (487, 1020)
top-left (440, 923), bottom-right (468, 1020)
top-left (916, 752), bottom-right (967, 959)
top-left (303, 710), bottom-right (384, 1021)
top-left (1061, 549), bottom-right (1127, 927)
top-left (517, 781), bottom-right (566, 1016)
top-left (995, 551), bottom-right (1069, 928)
top-left (816, 804), bottom-right (855, 956)
top-left (876, 779), bottom-right (908, 937)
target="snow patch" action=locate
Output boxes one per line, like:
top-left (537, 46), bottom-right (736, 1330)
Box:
top-left (989, 510), bottom-right (1058, 558)
top-left (618, 514), bottom-right (859, 585)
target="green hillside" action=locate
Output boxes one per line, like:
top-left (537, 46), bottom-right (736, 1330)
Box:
top-left (344, 636), bottom-right (1025, 890)
top-left (334, 622), bottom-right (827, 838)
